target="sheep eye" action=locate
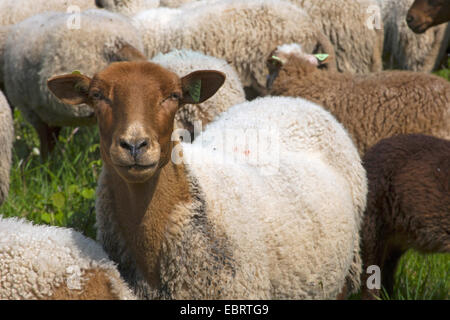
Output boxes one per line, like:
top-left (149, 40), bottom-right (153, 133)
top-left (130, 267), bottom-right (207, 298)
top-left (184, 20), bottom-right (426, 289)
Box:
top-left (169, 92), bottom-right (181, 100)
top-left (90, 91), bottom-right (103, 100)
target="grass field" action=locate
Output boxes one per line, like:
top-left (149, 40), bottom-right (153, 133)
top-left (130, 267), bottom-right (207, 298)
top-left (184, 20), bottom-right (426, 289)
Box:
top-left (0, 60), bottom-right (449, 300)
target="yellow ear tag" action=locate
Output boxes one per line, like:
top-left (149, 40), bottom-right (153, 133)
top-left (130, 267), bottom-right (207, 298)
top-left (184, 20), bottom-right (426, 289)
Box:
top-left (314, 54), bottom-right (329, 62)
top-left (71, 70), bottom-right (82, 75)
top-left (189, 79), bottom-right (202, 103)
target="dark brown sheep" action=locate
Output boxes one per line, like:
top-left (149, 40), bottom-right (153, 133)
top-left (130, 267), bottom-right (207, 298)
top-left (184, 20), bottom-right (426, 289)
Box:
top-left (360, 134), bottom-right (450, 300)
top-left (407, 0), bottom-right (450, 33)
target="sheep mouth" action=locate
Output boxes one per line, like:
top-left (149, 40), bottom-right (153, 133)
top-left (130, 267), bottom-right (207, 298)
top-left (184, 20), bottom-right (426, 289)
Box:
top-left (124, 163), bottom-right (158, 171)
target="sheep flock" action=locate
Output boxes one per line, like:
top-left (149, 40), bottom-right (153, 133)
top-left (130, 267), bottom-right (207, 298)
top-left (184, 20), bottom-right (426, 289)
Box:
top-left (0, 0), bottom-right (448, 301)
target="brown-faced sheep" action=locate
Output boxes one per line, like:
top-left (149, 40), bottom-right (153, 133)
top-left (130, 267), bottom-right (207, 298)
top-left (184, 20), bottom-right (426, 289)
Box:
top-left (407, 0), bottom-right (450, 33)
top-left (266, 43), bottom-right (450, 156)
top-left (47, 61), bottom-right (367, 299)
top-left (360, 134), bottom-right (450, 300)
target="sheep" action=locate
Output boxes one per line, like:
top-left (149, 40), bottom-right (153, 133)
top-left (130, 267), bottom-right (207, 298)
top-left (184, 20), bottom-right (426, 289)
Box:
top-left (0, 0), bottom-right (95, 26)
top-left (47, 60), bottom-right (367, 299)
top-left (131, 0), bottom-right (384, 74)
top-left (407, 0), bottom-right (450, 33)
top-left (0, 216), bottom-right (136, 300)
top-left (359, 134), bottom-right (450, 300)
top-left (266, 43), bottom-right (450, 156)
top-left (151, 50), bottom-right (246, 139)
top-left (131, 0), bottom-right (337, 97)
top-left (2, 10), bottom-right (144, 159)
top-left (0, 91), bottom-right (13, 206)
top-left (377, 0), bottom-right (450, 72)
top-left (94, 0), bottom-right (160, 16)
top-left (288, 0), bottom-right (384, 74)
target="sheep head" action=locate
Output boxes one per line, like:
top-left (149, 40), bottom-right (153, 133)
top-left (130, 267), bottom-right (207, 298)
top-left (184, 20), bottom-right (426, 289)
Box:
top-left (47, 61), bottom-right (225, 183)
top-left (406, 0), bottom-right (450, 33)
top-left (266, 43), bottom-right (332, 90)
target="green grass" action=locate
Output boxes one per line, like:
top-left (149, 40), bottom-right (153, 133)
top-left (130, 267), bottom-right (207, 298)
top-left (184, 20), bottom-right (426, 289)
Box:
top-left (0, 59), bottom-right (449, 300)
top-left (0, 109), bottom-right (101, 239)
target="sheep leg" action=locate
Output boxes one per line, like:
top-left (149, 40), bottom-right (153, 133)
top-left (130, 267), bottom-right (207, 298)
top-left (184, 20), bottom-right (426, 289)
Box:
top-left (380, 246), bottom-right (404, 297)
top-left (35, 120), bottom-right (61, 160)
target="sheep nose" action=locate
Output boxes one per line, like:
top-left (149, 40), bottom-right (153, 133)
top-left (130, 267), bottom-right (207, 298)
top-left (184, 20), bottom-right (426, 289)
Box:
top-left (406, 14), bottom-right (414, 24)
top-left (119, 138), bottom-right (149, 159)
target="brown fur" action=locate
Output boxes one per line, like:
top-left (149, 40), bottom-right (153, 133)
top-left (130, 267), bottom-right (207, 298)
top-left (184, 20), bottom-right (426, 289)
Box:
top-left (48, 269), bottom-right (119, 300)
top-left (407, 0), bottom-right (450, 33)
top-left (268, 53), bottom-right (450, 155)
top-left (48, 61), bottom-right (225, 295)
top-left (360, 134), bottom-right (450, 299)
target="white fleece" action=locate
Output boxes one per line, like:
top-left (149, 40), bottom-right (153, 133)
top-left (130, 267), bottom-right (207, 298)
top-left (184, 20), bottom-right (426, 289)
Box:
top-left (0, 217), bottom-right (136, 300)
top-left (0, 91), bottom-right (13, 205)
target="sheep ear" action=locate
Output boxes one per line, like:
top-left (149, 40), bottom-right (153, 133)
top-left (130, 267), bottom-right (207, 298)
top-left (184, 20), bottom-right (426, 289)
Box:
top-left (181, 70), bottom-right (226, 104)
top-left (47, 73), bottom-right (92, 105)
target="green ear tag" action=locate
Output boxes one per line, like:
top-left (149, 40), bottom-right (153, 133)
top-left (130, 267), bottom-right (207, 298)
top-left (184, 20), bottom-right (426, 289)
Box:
top-left (71, 70), bottom-right (81, 75)
top-left (271, 55), bottom-right (283, 63)
top-left (314, 54), bottom-right (329, 62)
top-left (189, 79), bottom-right (202, 103)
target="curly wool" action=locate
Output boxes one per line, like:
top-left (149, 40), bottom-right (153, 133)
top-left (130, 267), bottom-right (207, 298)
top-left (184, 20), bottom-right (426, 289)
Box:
top-left (133, 0), bottom-right (383, 74)
top-left (0, 0), bottom-right (95, 26)
top-left (0, 91), bottom-right (13, 205)
top-left (96, 96), bottom-right (367, 299)
top-left (377, 0), bottom-right (449, 72)
top-left (269, 45), bottom-right (450, 156)
top-left (132, 0), bottom-right (336, 93)
top-left (360, 134), bottom-right (450, 299)
top-left (292, 0), bottom-right (384, 74)
top-left (3, 10), bottom-right (143, 129)
top-left (0, 217), bottom-right (136, 300)
top-left (151, 50), bottom-right (245, 135)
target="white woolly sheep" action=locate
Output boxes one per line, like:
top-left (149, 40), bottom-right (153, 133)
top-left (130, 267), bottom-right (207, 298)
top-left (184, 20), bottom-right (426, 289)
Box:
top-left (151, 50), bottom-right (246, 138)
top-left (2, 9), bottom-right (144, 158)
top-left (267, 43), bottom-right (450, 156)
top-left (0, 91), bottom-right (13, 206)
top-left (132, 0), bottom-right (337, 97)
top-left (129, 0), bottom-right (384, 74)
top-left (377, 0), bottom-right (450, 72)
top-left (0, 217), bottom-right (136, 300)
top-left (94, 0), bottom-right (160, 16)
top-left (291, 0), bottom-right (384, 74)
top-left (0, 0), bottom-right (95, 26)
top-left (48, 61), bottom-right (367, 299)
